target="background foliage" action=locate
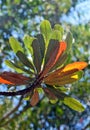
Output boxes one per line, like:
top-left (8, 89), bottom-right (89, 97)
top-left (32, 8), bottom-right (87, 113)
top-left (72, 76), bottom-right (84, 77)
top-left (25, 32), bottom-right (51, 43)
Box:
top-left (0, 0), bottom-right (90, 129)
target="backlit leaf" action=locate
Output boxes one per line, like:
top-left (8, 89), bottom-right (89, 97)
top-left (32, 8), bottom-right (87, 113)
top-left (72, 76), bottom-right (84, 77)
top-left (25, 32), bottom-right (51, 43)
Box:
top-left (30, 89), bottom-right (39, 106)
top-left (51, 30), bottom-right (61, 41)
top-left (64, 97), bottom-right (85, 112)
top-left (23, 35), bottom-right (34, 55)
top-left (40, 20), bottom-right (52, 46)
top-left (62, 62), bottom-right (88, 72)
top-left (5, 60), bottom-right (33, 74)
top-left (5, 60), bottom-right (25, 73)
top-left (0, 72), bottom-right (30, 85)
top-left (49, 99), bottom-right (58, 104)
top-left (54, 24), bottom-right (64, 39)
top-left (65, 32), bottom-right (73, 52)
top-left (9, 37), bottom-right (24, 53)
top-left (44, 62), bottom-right (88, 81)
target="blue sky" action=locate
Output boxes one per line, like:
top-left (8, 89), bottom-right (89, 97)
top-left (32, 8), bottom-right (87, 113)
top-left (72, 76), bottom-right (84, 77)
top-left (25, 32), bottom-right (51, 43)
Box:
top-left (61, 0), bottom-right (90, 25)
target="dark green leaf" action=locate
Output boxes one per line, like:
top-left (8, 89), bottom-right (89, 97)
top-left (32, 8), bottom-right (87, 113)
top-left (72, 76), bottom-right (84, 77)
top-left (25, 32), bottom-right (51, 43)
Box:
top-left (44, 39), bottom-right (59, 66)
top-left (47, 86), bottom-right (67, 100)
top-left (36, 34), bottom-right (45, 62)
top-left (16, 51), bottom-right (34, 70)
top-left (32, 39), bottom-right (42, 73)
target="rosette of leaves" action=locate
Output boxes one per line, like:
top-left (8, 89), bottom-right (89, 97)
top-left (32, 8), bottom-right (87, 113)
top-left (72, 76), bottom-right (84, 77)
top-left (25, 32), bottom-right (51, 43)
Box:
top-left (0, 20), bottom-right (87, 112)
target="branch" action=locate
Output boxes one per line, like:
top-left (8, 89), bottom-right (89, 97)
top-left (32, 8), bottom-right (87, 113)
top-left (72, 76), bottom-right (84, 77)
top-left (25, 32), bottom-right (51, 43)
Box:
top-left (0, 104), bottom-right (31, 127)
top-left (82, 122), bottom-right (90, 130)
top-left (0, 96), bottom-right (44, 127)
top-left (0, 96), bottom-right (23, 122)
top-left (0, 74), bottom-right (43, 96)
top-left (0, 85), bottom-right (33, 96)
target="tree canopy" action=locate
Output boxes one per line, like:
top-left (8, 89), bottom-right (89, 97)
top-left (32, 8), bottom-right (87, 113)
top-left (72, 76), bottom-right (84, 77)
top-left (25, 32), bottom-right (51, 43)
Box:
top-left (0, 0), bottom-right (89, 129)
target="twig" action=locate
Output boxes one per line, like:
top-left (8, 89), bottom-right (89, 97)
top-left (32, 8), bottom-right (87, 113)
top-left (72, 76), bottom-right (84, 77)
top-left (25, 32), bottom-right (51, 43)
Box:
top-left (0, 104), bottom-right (31, 127)
top-left (0, 74), bottom-right (43, 96)
top-left (0, 84), bottom-right (34, 96)
top-left (0, 96), bottom-right (23, 122)
top-left (82, 122), bottom-right (90, 130)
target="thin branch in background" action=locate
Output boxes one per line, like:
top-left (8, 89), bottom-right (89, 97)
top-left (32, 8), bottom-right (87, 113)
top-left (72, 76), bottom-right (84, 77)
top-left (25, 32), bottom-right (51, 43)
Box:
top-left (83, 122), bottom-right (90, 130)
top-left (0, 96), bottom-right (23, 122)
top-left (0, 104), bottom-right (31, 127)
top-left (0, 97), bottom-right (44, 127)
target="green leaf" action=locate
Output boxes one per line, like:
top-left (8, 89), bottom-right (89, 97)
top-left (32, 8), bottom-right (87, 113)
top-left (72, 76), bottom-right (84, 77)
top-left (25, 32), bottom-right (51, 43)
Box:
top-left (32, 38), bottom-right (42, 73)
top-left (24, 92), bottom-right (32, 101)
top-left (14, 0), bottom-right (21, 4)
top-left (23, 35), bottom-right (35, 55)
top-left (44, 39), bottom-right (59, 66)
top-left (9, 37), bottom-right (24, 53)
top-left (58, 86), bottom-right (68, 93)
top-left (36, 34), bottom-right (45, 62)
top-left (40, 20), bottom-right (52, 46)
top-left (54, 24), bottom-right (64, 39)
top-left (51, 30), bottom-right (61, 41)
top-left (49, 99), bottom-right (58, 104)
top-left (65, 32), bottom-right (73, 52)
top-left (5, 60), bottom-right (33, 74)
top-left (5, 60), bottom-right (24, 73)
top-left (64, 97), bottom-right (85, 112)
top-left (16, 51), bottom-right (34, 70)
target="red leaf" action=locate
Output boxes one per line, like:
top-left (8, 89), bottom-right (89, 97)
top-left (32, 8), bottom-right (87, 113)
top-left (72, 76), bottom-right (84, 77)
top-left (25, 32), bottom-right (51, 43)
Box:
top-left (30, 89), bottom-right (39, 106)
top-left (43, 88), bottom-right (57, 100)
top-left (41, 41), bottom-right (67, 77)
top-left (0, 72), bottom-right (30, 85)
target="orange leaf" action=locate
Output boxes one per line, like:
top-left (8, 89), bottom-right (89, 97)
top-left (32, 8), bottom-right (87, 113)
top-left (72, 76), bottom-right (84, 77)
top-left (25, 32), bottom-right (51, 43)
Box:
top-left (41, 41), bottom-right (67, 77)
top-left (44, 62), bottom-right (87, 85)
top-left (0, 72), bottom-right (30, 85)
top-left (44, 62), bottom-right (88, 81)
top-left (30, 90), bottom-right (39, 106)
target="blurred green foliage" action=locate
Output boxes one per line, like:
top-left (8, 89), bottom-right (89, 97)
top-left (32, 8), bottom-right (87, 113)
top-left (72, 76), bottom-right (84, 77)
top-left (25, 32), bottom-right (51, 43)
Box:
top-left (0, 0), bottom-right (90, 129)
